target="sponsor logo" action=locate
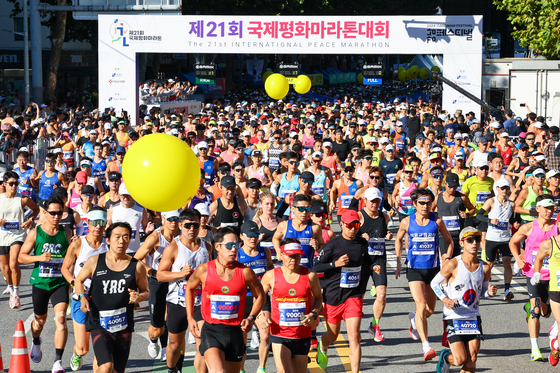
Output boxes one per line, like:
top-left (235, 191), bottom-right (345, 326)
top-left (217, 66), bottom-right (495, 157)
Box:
top-left (288, 288), bottom-right (296, 296)
top-left (221, 286), bottom-right (229, 294)
top-left (110, 19), bottom-right (130, 47)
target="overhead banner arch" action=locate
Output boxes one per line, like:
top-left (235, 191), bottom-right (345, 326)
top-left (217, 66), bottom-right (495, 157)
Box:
top-left (99, 15), bottom-right (483, 124)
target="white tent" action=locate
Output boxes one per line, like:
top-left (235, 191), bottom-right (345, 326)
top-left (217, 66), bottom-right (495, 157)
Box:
top-left (406, 54), bottom-right (434, 70)
top-left (424, 54), bottom-right (443, 69)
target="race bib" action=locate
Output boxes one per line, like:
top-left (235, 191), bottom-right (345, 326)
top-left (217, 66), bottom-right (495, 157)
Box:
top-left (340, 266), bottom-right (361, 288)
top-left (340, 195), bottom-right (353, 209)
top-left (476, 191), bottom-right (491, 204)
top-left (300, 257), bottom-right (310, 266)
top-left (221, 222), bottom-right (239, 228)
top-left (490, 221), bottom-right (509, 231)
top-left (556, 270), bottom-right (560, 288)
top-left (261, 242), bottom-right (276, 261)
top-left (533, 251), bottom-right (549, 270)
top-left (312, 185), bottom-right (325, 195)
top-left (443, 216), bottom-right (460, 231)
top-left (99, 307), bottom-right (128, 333)
top-left (269, 158), bottom-right (280, 168)
top-left (1, 221), bottom-right (20, 232)
top-left (386, 173), bottom-right (397, 185)
top-left (282, 190), bottom-right (297, 199)
top-left (131, 230), bottom-right (137, 239)
top-left (210, 294), bottom-right (241, 320)
top-left (401, 197), bottom-right (413, 207)
top-left (411, 235), bottom-right (436, 255)
top-left (177, 281), bottom-right (187, 300)
top-left (279, 302), bottom-right (307, 326)
top-left (38, 257), bottom-right (64, 278)
top-left (452, 318), bottom-right (480, 335)
top-left (368, 238), bottom-right (385, 256)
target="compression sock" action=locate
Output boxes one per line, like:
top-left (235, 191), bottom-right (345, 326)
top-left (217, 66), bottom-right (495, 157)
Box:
top-left (504, 283), bottom-right (511, 292)
top-left (150, 337), bottom-right (158, 344)
top-left (372, 317), bottom-right (380, 326)
top-left (160, 326), bottom-right (169, 348)
top-left (531, 338), bottom-right (539, 350)
top-left (167, 367), bottom-right (177, 373)
top-left (176, 354), bottom-right (184, 371)
top-left (55, 348), bottom-right (64, 362)
top-left (311, 329), bottom-right (317, 338)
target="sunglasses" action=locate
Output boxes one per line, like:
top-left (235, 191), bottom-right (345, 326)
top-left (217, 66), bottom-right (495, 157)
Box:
top-left (47, 210), bottom-right (64, 216)
top-left (301, 179), bottom-right (312, 184)
top-left (90, 220), bottom-right (107, 227)
top-left (289, 161), bottom-right (300, 166)
top-left (313, 212), bottom-right (327, 219)
top-left (6, 181), bottom-right (19, 187)
top-left (82, 165), bottom-right (92, 168)
top-left (274, 137), bottom-right (281, 140)
top-left (244, 233), bottom-right (259, 238)
top-left (166, 216), bottom-right (180, 222)
top-left (46, 160), bottom-right (55, 164)
top-left (82, 193), bottom-right (93, 198)
top-left (363, 157), bottom-right (372, 161)
top-left (498, 186), bottom-right (510, 190)
top-left (234, 168), bottom-right (244, 172)
top-left (535, 174), bottom-right (546, 178)
top-left (463, 236), bottom-right (482, 244)
top-left (219, 170), bottom-right (230, 175)
top-left (220, 241), bottom-right (242, 250)
top-left (526, 138), bottom-right (535, 141)
top-left (183, 222), bottom-right (201, 230)
top-left (479, 166), bottom-right (489, 171)
top-left (369, 175), bottom-right (381, 180)
top-left (404, 171), bottom-right (413, 174)
top-left (345, 221), bottom-right (360, 230)
top-left (199, 148), bottom-right (208, 151)
top-left (294, 206), bottom-right (311, 213)
top-left (416, 200), bottom-right (432, 206)
top-left (432, 175), bottom-right (443, 179)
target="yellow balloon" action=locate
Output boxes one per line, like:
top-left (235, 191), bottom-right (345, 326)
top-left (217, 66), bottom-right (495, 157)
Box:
top-left (397, 67), bottom-right (406, 73)
top-left (294, 75), bottom-right (312, 94)
top-left (409, 65), bottom-right (420, 78)
top-left (406, 69), bottom-right (414, 80)
top-left (122, 133), bottom-right (200, 212)
top-left (262, 71), bottom-right (273, 82)
top-left (265, 73), bottom-right (289, 100)
top-left (357, 73), bottom-right (363, 84)
top-left (398, 70), bottom-right (407, 82)
top-left (419, 68), bottom-right (430, 80)
top-left (431, 66), bottom-right (441, 73)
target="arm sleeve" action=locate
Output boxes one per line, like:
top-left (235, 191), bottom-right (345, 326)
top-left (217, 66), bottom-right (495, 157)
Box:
top-left (383, 198), bottom-right (392, 212)
top-left (276, 201), bottom-right (289, 218)
top-left (312, 261), bottom-right (336, 273)
top-left (430, 271), bottom-right (449, 301)
top-left (482, 281), bottom-right (490, 298)
top-left (75, 223), bottom-right (84, 236)
top-left (349, 198), bottom-right (360, 211)
top-left (476, 208), bottom-right (489, 223)
top-left (271, 182), bottom-right (279, 196)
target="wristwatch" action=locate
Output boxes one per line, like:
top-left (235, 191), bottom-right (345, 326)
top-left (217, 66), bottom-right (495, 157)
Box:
top-left (311, 311), bottom-right (318, 320)
top-left (70, 280), bottom-right (75, 286)
top-left (248, 314), bottom-right (257, 321)
top-left (78, 294), bottom-right (86, 301)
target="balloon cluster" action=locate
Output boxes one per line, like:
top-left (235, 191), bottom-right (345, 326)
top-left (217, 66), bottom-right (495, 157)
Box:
top-left (262, 71), bottom-right (312, 99)
top-left (397, 65), bottom-right (440, 82)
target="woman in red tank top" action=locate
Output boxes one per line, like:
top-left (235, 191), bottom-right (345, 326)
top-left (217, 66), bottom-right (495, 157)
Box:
top-left (260, 240), bottom-right (322, 373)
top-left (185, 227), bottom-right (265, 372)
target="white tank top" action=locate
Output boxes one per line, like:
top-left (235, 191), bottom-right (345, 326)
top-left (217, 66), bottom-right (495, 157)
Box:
top-left (72, 235), bottom-right (108, 299)
top-left (0, 193), bottom-right (25, 245)
top-left (472, 150), bottom-right (489, 166)
top-left (74, 204), bottom-right (89, 236)
top-left (245, 202), bottom-right (258, 222)
top-left (145, 227), bottom-right (174, 270)
top-left (112, 203), bottom-right (144, 253)
top-left (166, 237), bottom-right (210, 307)
top-left (442, 256), bottom-right (484, 320)
top-left (485, 196), bottom-right (512, 242)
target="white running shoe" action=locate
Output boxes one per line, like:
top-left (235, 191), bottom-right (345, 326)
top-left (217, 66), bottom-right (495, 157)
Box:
top-left (160, 347), bottom-right (167, 362)
top-left (409, 312), bottom-right (420, 341)
top-left (52, 359), bottom-right (66, 373)
top-left (250, 329), bottom-right (260, 349)
top-left (70, 352), bottom-right (83, 371)
top-left (187, 331), bottom-right (196, 344)
top-left (2, 286), bottom-right (10, 295)
top-left (148, 340), bottom-right (160, 359)
top-left (30, 337), bottom-right (42, 363)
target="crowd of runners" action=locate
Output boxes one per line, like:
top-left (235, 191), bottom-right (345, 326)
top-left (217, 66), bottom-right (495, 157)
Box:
top-left (2, 92), bottom-right (560, 373)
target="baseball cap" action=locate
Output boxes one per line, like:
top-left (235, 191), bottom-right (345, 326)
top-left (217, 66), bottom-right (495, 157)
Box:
top-left (194, 203), bottom-right (210, 216)
top-left (104, 123), bottom-right (112, 130)
top-left (116, 146), bottom-right (126, 154)
top-left (495, 178), bottom-right (511, 189)
top-left (221, 176), bottom-right (236, 188)
top-left (89, 130), bottom-right (98, 135)
top-left (368, 137), bottom-right (378, 144)
top-left (341, 210), bottom-right (360, 224)
top-left (281, 242), bottom-right (305, 256)
top-left (312, 151), bottom-right (323, 159)
top-left (446, 173), bottom-right (460, 188)
top-left (429, 152), bottom-right (442, 160)
top-left (198, 141), bottom-right (208, 149)
top-left (364, 187), bottom-right (382, 201)
top-left (385, 145), bottom-right (395, 151)
top-left (519, 132), bottom-right (527, 139)
top-left (251, 149), bottom-right (263, 156)
top-left (52, 187), bottom-right (67, 198)
top-left (534, 121), bottom-right (544, 129)
top-left (81, 185), bottom-right (95, 195)
top-left (547, 170), bottom-right (560, 179)
top-left (519, 142), bottom-right (529, 150)
top-left (118, 183), bottom-right (130, 195)
top-left (454, 133), bottom-right (462, 139)
top-left (162, 209), bottom-right (181, 219)
top-left (300, 171), bottom-right (315, 183)
top-left (534, 168), bottom-right (546, 176)
top-left (323, 141), bottom-right (333, 148)
top-left (474, 160), bottom-right (489, 168)
top-left (76, 171), bottom-right (88, 184)
top-left (459, 227), bottom-right (482, 240)
top-left (247, 178), bottom-right (262, 189)
top-left (536, 197), bottom-right (555, 207)
top-left (108, 171), bottom-right (121, 182)
top-left (500, 132), bottom-right (509, 138)
top-left (241, 221), bottom-right (260, 235)
top-left (404, 164), bottom-right (413, 172)
top-left (311, 204), bottom-right (327, 214)
top-left (379, 137), bottom-right (390, 144)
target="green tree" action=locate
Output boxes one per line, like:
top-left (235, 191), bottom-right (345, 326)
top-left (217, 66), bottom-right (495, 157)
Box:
top-left (494, 0), bottom-right (560, 59)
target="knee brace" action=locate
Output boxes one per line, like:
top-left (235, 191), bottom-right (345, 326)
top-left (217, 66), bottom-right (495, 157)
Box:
top-left (530, 298), bottom-right (542, 320)
top-left (55, 311), bottom-right (67, 331)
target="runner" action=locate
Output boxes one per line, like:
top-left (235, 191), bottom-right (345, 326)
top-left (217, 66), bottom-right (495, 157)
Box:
top-left (378, 145), bottom-right (403, 196)
top-left (0, 170), bottom-right (40, 308)
top-left (510, 194), bottom-right (558, 361)
top-left (75, 222), bottom-right (149, 373)
top-left (254, 191), bottom-right (282, 267)
top-left (75, 185), bottom-right (95, 236)
top-left (36, 153), bottom-right (67, 207)
top-left (307, 151), bottom-right (334, 209)
top-left (314, 209), bottom-right (374, 372)
top-left (276, 171), bottom-right (323, 219)
top-left (432, 227), bottom-right (498, 373)
top-left (61, 206), bottom-right (109, 371)
top-left (91, 143), bottom-right (108, 191)
top-left (273, 152), bottom-right (301, 220)
top-left (13, 149), bottom-right (38, 202)
top-left (394, 188), bottom-right (454, 360)
top-left (185, 227), bottom-right (265, 373)
top-left (461, 160), bottom-right (494, 234)
top-left (392, 164), bottom-right (418, 221)
top-left (197, 141), bottom-right (222, 188)
top-left (99, 171), bottom-right (122, 210)
top-left (134, 210), bottom-right (181, 359)
top-left (515, 167), bottom-right (547, 224)
top-left (359, 188), bottom-right (393, 342)
top-left (157, 208), bottom-right (213, 373)
top-left (244, 178), bottom-right (262, 221)
top-left (210, 175), bottom-right (247, 230)
top-left (331, 165), bottom-right (364, 224)
top-left (18, 196), bottom-right (72, 373)
top-left (260, 240), bottom-right (322, 373)
top-left (476, 178), bottom-right (515, 301)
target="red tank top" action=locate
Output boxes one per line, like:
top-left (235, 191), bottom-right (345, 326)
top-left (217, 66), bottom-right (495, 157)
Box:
top-left (201, 260), bottom-right (247, 325)
top-left (498, 144), bottom-right (513, 165)
top-left (271, 267), bottom-right (312, 339)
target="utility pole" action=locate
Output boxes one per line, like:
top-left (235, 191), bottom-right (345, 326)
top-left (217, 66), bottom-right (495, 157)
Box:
top-left (23, 0), bottom-right (30, 105)
top-left (30, 0), bottom-right (43, 105)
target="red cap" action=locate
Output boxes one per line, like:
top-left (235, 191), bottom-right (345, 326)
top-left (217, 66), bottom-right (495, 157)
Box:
top-left (341, 210), bottom-right (360, 224)
top-left (290, 118), bottom-right (299, 125)
top-left (281, 242), bottom-right (305, 256)
top-left (76, 171), bottom-right (88, 184)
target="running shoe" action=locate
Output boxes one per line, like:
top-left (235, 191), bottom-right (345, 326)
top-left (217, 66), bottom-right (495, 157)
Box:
top-left (2, 286), bottom-right (10, 295)
top-left (370, 324), bottom-right (384, 342)
top-left (424, 348), bottom-right (436, 361)
top-left (310, 338), bottom-right (318, 351)
top-left (524, 302), bottom-right (531, 323)
top-left (161, 347), bottom-right (166, 362)
top-left (409, 312), bottom-right (420, 341)
top-left (531, 347), bottom-right (544, 361)
top-left (370, 287), bottom-right (377, 297)
top-left (187, 331), bottom-right (195, 344)
top-left (550, 338), bottom-right (559, 366)
top-left (503, 289), bottom-right (514, 302)
top-left (13, 294), bottom-right (20, 309)
top-left (250, 328), bottom-right (260, 349)
top-left (148, 340), bottom-right (160, 359)
top-left (436, 348), bottom-right (451, 373)
top-left (52, 359), bottom-right (65, 373)
top-left (30, 337), bottom-right (42, 363)
top-left (316, 341), bottom-right (328, 369)
top-left (9, 294), bottom-right (15, 309)
top-left (70, 352), bottom-right (83, 371)
top-left (256, 367), bottom-right (266, 373)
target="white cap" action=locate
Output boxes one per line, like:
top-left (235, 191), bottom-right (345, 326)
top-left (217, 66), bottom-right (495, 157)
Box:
top-left (323, 141), bottom-right (333, 148)
top-left (358, 119), bottom-right (366, 125)
top-left (462, 133), bottom-right (469, 138)
top-left (51, 148), bottom-right (62, 154)
top-left (367, 137), bottom-right (378, 144)
top-left (40, 103), bottom-right (48, 108)
top-left (198, 141), bottom-right (208, 149)
top-left (534, 168), bottom-right (546, 176)
top-left (364, 187), bottom-right (383, 201)
top-left (18, 146), bottom-right (30, 153)
top-left (535, 154), bottom-right (546, 162)
top-left (432, 146), bottom-right (443, 153)
top-left (495, 178), bottom-right (511, 188)
top-left (385, 144), bottom-right (395, 151)
top-left (396, 122), bottom-right (403, 127)
top-left (162, 209), bottom-right (181, 219)
top-left (289, 132), bottom-right (298, 138)
top-left (379, 137), bottom-right (390, 144)
top-left (170, 129), bottom-right (179, 136)
top-left (144, 115), bottom-right (151, 120)
top-left (547, 170), bottom-right (560, 179)
top-left (168, 78), bottom-right (175, 83)
top-left (312, 151), bottom-right (323, 159)
top-left (118, 183), bottom-right (130, 195)
top-left (439, 114), bottom-right (447, 121)
top-left (534, 121), bottom-right (544, 128)
top-left (474, 160), bottom-right (489, 168)
top-left (500, 132), bottom-right (509, 138)
top-left (374, 123), bottom-right (382, 130)
top-left (490, 122), bottom-right (501, 129)
top-left (104, 123), bottom-right (112, 130)
top-left (454, 153), bottom-right (464, 159)
top-left (241, 130), bottom-right (251, 137)
top-left (454, 133), bottom-right (462, 139)
top-left (89, 130), bottom-right (98, 135)
top-left (194, 203), bottom-right (210, 216)
top-left (80, 159), bottom-right (92, 166)
top-left (170, 114), bottom-right (177, 118)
